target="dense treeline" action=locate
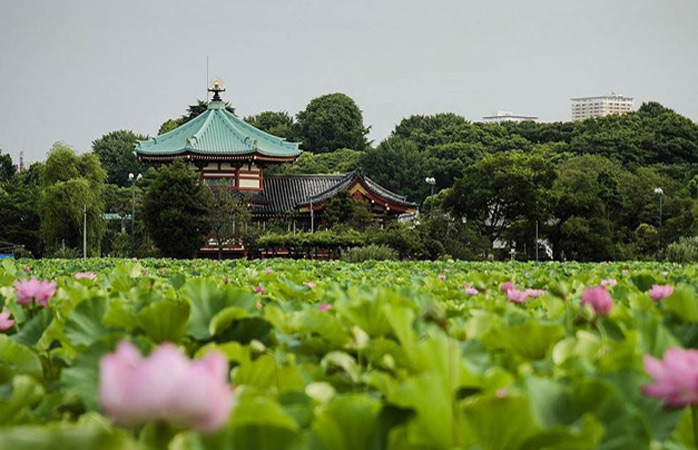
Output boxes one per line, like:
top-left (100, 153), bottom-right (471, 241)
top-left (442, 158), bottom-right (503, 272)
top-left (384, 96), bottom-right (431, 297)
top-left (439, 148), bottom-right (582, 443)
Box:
top-left (2, 93), bottom-right (698, 260)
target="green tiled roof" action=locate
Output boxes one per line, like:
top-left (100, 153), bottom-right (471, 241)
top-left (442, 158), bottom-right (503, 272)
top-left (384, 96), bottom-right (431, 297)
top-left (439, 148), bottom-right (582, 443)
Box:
top-left (135, 101), bottom-right (301, 158)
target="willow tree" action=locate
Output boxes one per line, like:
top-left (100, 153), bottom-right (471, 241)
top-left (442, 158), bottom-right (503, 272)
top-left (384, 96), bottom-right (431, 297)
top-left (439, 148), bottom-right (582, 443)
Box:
top-left (39, 142), bottom-right (106, 255)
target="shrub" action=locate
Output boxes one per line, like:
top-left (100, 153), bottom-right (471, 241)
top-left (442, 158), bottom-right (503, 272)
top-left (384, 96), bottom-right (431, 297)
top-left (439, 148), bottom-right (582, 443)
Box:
top-left (49, 246), bottom-right (81, 259)
top-left (340, 244), bottom-right (398, 262)
top-left (665, 236), bottom-right (698, 263)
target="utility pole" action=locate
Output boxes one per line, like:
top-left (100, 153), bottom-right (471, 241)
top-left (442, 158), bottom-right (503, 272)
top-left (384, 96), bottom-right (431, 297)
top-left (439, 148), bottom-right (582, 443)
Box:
top-left (129, 173), bottom-right (142, 256)
top-left (83, 205), bottom-right (87, 258)
top-left (535, 220), bottom-right (539, 262)
top-left (425, 177), bottom-right (436, 215)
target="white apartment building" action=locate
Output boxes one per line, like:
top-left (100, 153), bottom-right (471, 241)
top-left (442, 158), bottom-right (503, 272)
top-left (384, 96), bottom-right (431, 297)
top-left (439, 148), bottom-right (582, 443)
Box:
top-left (481, 111), bottom-right (538, 123)
top-left (571, 92), bottom-right (634, 121)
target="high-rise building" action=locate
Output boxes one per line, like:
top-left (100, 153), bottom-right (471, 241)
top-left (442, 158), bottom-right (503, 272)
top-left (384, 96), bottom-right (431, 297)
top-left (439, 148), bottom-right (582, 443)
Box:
top-left (481, 111), bottom-right (538, 123)
top-left (571, 92), bottom-right (634, 121)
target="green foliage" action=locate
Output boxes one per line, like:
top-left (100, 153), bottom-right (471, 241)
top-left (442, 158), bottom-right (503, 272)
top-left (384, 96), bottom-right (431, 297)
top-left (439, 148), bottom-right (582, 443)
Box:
top-left (445, 150), bottom-right (554, 251)
top-left (665, 236), bottom-right (698, 263)
top-left (295, 93), bottom-right (370, 153)
top-left (209, 185), bottom-right (252, 259)
top-left (0, 165), bottom-right (42, 257)
top-left (340, 245), bottom-right (398, 262)
top-left (272, 149), bottom-right (363, 175)
top-left (323, 190), bottom-right (374, 231)
top-left (0, 258), bottom-right (694, 448)
top-left (244, 111), bottom-right (295, 140)
top-left (39, 143), bottom-right (106, 255)
top-left (0, 150), bottom-right (16, 183)
top-left (142, 160), bottom-right (212, 258)
top-left (359, 137), bottom-right (429, 203)
top-left (91, 130), bottom-right (147, 187)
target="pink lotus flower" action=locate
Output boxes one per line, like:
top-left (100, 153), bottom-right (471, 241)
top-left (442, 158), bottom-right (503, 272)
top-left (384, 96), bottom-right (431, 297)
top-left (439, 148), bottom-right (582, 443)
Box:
top-left (601, 278), bottom-right (617, 288)
top-left (507, 289), bottom-right (528, 304)
top-left (581, 286), bottom-right (613, 315)
top-left (622, 269), bottom-right (629, 275)
top-left (255, 286), bottom-right (265, 294)
top-left (649, 284), bottom-right (673, 301)
top-left (438, 274), bottom-right (446, 281)
top-left (303, 281), bottom-right (316, 289)
top-left (643, 348), bottom-right (698, 408)
top-left (14, 278), bottom-right (56, 308)
top-left (100, 341), bottom-right (234, 431)
top-left (525, 289), bottom-right (546, 298)
top-left (74, 272), bottom-right (97, 280)
top-left (495, 388), bottom-right (509, 399)
top-left (501, 281), bottom-right (515, 293)
top-left (465, 287), bottom-right (479, 296)
top-left (265, 267), bottom-right (273, 275)
top-left (0, 311), bottom-right (14, 331)
top-left (23, 266), bottom-right (30, 273)
top-left (318, 303), bottom-right (332, 312)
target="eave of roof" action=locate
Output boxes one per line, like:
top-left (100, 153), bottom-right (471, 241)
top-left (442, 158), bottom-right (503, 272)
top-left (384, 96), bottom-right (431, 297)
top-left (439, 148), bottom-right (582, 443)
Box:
top-left (135, 101), bottom-right (302, 159)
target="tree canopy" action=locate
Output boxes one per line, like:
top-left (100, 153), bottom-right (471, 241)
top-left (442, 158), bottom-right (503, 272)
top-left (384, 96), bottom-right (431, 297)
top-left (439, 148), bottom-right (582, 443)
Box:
top-left (142, 160), bottom-right (212, 258)
top-left (244, 111), bottom-right (295, 141)
top-left (39, 143), bottom-right (106, 255)
top-left (0, 150), bottom-right (15, 183)
top-left (295, 93), bottom-right (370, 153)
top-left (92, 130), bottom-right (147, 187)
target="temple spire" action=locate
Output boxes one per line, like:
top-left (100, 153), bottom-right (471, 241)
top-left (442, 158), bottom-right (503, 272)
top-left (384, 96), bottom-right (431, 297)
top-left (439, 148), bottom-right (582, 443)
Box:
top-left (208, 79), bottom-right (226, 102)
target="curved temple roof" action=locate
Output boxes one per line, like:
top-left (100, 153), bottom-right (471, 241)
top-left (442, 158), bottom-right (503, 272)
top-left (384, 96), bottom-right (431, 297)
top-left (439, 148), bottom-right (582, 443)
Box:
top-left (135, 101), bottom-right (301, 159)
top-left (254, 171), bottom-right (418, 215)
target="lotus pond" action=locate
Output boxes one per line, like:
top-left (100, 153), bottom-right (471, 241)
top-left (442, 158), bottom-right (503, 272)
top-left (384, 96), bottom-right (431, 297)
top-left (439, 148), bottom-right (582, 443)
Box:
top-left (1, 258), bottom-right (698, 449)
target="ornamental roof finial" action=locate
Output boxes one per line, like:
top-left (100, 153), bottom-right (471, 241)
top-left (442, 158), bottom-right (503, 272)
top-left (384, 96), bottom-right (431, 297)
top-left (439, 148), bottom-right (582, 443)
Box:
top-left (208, 79), bottom-right (226, 102)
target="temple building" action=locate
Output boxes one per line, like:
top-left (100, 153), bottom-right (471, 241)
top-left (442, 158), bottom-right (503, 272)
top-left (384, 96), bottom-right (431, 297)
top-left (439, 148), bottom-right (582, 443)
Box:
top-left (135, 81), bottom-right (417, 255)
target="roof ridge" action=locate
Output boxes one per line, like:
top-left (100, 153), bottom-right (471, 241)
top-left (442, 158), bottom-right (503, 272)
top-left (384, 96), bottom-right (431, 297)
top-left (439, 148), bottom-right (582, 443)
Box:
top-left (216, 109), bottom-right (256, 151)
top-left (187, 109), bottom-right (216, 148)
top-left (266, 173), bottom-right (348, 178)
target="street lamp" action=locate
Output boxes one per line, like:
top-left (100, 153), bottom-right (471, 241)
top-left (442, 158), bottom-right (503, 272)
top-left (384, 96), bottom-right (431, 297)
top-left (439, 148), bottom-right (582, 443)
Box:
top-left (654, 187), bottom-right (664, 228)
top-left (129, 173), bottom-right (143, 255)
top-left (425, 177), bottom-right (436, 215)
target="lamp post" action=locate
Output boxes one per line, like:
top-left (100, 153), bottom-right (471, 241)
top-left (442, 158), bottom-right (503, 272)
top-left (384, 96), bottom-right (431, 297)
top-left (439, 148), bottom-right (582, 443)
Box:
top-left (83, 205), bottom-right (87, 258)
top-left (654, 187), bottom-right (664, 228)
top-left (425, 177), bottom-right (436, 215)
top-left (129, 173), bottom-right (142, 256)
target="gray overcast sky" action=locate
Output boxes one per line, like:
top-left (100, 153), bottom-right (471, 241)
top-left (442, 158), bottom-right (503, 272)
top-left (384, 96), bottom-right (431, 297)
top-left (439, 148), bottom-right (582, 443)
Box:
top-left (1, 0), bottom-right (697, 162)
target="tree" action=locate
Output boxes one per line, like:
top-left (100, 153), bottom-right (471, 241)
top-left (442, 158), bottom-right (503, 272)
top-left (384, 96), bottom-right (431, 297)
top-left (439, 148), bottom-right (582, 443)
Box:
top-left (0, 150), bottom-right (15, 183)
top-left (209, 185), bottom-right (251, 260)
top-left (92, 130), bottom-right (147, 187)
top-left (444, 151), bottom-right (555, 254)
top-left (545, 155), bottom-right (617, 259)
top-left (323, 190), bottom-right (374, 231)
top-left (39, 143), bottom-right (106, 255)
top-left (157, 100), bottom-right (235, 135)
top-left (295, 93), bottom-right (370, 153)
top-left (359, 137), bottom-right (429, 203)
top-left (392, 113), bottom-right (467, 147)
top-left (244, 111), bottom-right (295, 140)
top-left (272, 149), bottom-right (363, 175)
top-left (0, 163), bottom-right (42, 257)
top-left (142, 160), bottom-right (213, 258)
